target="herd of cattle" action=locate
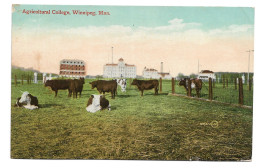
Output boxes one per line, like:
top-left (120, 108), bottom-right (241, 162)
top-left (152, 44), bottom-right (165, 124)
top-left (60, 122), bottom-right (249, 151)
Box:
top-left (14, 77), bottom-right (203, 112)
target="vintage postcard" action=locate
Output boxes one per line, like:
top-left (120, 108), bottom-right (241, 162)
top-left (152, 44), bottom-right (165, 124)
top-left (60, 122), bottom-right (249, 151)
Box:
top-left (11, 4), bottom-right (254, 160)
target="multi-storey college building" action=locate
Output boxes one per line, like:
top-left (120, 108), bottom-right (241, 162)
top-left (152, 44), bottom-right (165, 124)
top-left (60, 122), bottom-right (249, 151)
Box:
top-left (103, 58), bottom-right (136, 78)
top-left (59, 59), bottom-right (86, 77)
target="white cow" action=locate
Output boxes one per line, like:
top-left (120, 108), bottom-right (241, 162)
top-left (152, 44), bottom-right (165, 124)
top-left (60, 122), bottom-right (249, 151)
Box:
top-left (86, 94), bottom-right (111, 113)
top-left (116, 79), bottom-right (127, 92)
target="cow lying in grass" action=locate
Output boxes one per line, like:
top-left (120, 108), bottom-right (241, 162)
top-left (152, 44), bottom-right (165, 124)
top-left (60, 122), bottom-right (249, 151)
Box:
top-left (86, 94), bottom-right (111, 113)
top-left (14, 91), bottom-right (39, 110)
top-left (131, 79), bottom-right (159, 96)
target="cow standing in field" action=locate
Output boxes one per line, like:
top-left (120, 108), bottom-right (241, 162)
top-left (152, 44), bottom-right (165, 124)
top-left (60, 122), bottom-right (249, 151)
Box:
top-left (116, 79), bottom-right (127, 92)
top-left (179, 78), bottom-right (202, 97)
top-left (131, 79), bottom-right (159, 96)
top-left (45, 79), bottom-right (71, 97)
top-left (89, 80), bottom-right (117, 99)
top-left (68, 77), bottom-right (85, 98)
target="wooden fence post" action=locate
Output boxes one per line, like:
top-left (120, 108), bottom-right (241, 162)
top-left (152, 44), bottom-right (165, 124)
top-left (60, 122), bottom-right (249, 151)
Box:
top-left (187, 78), bottom-right (191, 97)
top-left (14, 75), bottom-right (17, 86)
top-left (239, 78), bottom-right (244, 105)
top-left (223, 78), bottom-right (225, 88)
top-left (235, 78), bottom-right (237, 90)
top-left (27, 75), bottom-right (29, 84)
top-left (160, 77), bottom-right (162, 93)
top-left (209, 78), bottom-right (213, 100)
top-left (171, 78), bottom-right (175, 94)
top-left (249, 78), bottom-right (252, 91)
top-left (226, 79), bottom-right (228, 88)
top-left (21, 75), bottom-right (23, 85)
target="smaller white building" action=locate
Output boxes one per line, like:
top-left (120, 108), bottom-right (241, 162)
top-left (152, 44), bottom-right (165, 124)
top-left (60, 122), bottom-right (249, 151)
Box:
top-left (198, 70), bottom-right (216, 81)
top-left (143, 67), bottom-right (172, 79)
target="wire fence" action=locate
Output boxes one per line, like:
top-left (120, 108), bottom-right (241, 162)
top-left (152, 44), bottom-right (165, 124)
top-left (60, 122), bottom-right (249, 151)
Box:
top-left (167, 77), bottom-right (253, 107)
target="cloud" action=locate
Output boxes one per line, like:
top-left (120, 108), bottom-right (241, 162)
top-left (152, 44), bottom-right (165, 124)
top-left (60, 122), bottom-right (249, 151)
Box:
top-left (209, 24), bottom-right (254, 35)
top-left (138, 18), bottom-right (201, 33)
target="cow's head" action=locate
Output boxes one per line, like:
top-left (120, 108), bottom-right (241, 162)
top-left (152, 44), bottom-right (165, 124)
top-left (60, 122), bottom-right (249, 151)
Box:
top-left (44, 80), bottom-right (52, 87)
top-left (178, 78), bottom-right (186, 86)
top-left (131, 79), bottom-right (138, 85)
top-left (89, 81), bottom-right (97, 89)
top-left (19, 91), bottom-right (31, 105)
top-left (80, 77), bottom-right (85, 84)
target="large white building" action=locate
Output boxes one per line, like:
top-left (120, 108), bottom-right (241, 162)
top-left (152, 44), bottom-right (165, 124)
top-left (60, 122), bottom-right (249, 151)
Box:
top-left (103, 58), bottom-right (136, 78)
top-left (198, 70), bottom-right (216, 81)
top-left (143, 67), bottom-right (172, 79)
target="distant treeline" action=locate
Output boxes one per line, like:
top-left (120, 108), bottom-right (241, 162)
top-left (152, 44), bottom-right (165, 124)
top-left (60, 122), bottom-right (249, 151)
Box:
top-left (214, 72), bottom-right (254, 83)
top-left (11, 67), bottom-right (57, 80)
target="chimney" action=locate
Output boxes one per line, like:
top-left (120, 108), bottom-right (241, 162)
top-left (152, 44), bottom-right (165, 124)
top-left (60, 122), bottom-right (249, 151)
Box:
top-left (161, 62), bottom-right (163, 73)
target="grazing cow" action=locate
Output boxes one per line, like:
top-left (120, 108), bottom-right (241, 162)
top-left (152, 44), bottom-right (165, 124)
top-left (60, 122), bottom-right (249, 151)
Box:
top-left (131, 79), bottom-right (159, 96)
top-left (68, 77), bottom-right (85, 98)
top-left (45, 79), bottom-right (71, 97)
top-left (86, 94), bottom-right (111, 113)
top-left (14, 91), bottom-right (39, 110)
top-left (179, 78), bottom-right (202, 97)
top-left (89, 80), bottom-right (117, 99)
top-left (116, 79), bottom-right (127, 92)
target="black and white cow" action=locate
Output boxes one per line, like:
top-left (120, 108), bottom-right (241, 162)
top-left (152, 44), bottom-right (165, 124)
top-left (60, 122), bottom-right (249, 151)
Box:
top-left (14, 91), bottom-right (39, 110)
top-left (116, 79), bottom-right (127, 92)
top-left (86, 94), bottom-right (111, 113)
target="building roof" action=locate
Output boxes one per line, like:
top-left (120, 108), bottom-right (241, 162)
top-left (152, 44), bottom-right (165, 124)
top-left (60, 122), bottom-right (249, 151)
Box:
top-left (200, 70), bottom-right (214, 73)
top-left (125, 63), bottom-right (135, 67)
top-left (105, 63), bottom-right (118, 66)
top-left (158, 72), bottom-right (170, 75)
top-left (104, 58), bottom-right (135, 67)
top-left (144, 68), bottom-right (158, 72)
top-left (60, 59), bottom-right (85, 64)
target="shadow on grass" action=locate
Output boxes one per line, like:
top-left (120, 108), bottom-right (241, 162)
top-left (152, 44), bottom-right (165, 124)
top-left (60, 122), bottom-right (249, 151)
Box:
top-left (116, 94), bottom-right (133, 98)
top-left (39, 104), bottom-right (65, 108)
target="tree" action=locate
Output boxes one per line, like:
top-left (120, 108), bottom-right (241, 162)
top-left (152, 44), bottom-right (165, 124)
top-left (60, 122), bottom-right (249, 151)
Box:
top-left (177, 73), bottom-right (185, 79)
top-left (190, 73), bottom-right (197, 79)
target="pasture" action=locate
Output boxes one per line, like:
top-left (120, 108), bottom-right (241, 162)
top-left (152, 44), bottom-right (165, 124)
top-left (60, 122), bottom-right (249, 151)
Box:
top-left (11, 79), bottom-right (252, 160)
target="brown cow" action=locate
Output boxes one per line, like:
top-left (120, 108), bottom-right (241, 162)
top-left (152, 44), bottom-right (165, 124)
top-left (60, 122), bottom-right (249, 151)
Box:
top-left (131, 79), bottom-right (159, 96)
top-left (179, 78), bottom-right (202, 97)
top-left (68, 77), bottom-right (85, 98)
top-left (45, 79), bottom-right (71, 97)
top-left (89, 80), bottom-right (117, 99)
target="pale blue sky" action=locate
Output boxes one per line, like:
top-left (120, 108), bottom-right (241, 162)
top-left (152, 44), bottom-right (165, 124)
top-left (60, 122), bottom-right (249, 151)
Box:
top-left (12, 5), bottom-right (254, 30)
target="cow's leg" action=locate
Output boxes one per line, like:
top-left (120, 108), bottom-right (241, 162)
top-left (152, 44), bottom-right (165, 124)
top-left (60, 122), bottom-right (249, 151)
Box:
top-left (141, 90), bottom-right (144, 96)
top-left (197, 89), bottom-right (200, 98)
top-left (55, 90), bottom-right (58, 97)
top-left (68, 89), bottom-right (71, 97)
top-left (111, 91), bottom-right (115, 99)
top-left (114, 89), bottom-right (116, 98)
top-left (155, 87), bottom-right (159, 95)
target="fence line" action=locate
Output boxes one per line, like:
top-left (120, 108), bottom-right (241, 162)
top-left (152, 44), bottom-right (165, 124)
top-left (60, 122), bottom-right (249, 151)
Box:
top-left (170, 77), bottom-right (252, 107)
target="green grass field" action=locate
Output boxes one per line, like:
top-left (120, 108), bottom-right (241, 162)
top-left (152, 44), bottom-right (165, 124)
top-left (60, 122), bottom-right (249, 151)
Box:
top-left (11, 79), bottom-right (252, 160)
